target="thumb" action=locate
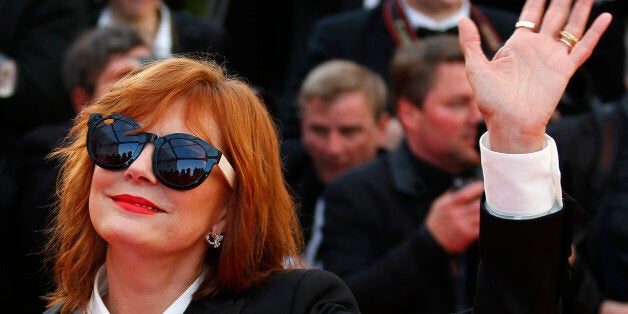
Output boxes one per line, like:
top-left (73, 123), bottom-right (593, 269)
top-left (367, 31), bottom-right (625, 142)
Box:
top-left (458, 17), bottom-right (488, 74)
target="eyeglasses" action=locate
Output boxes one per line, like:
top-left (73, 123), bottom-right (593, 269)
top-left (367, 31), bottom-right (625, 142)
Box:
top-left (87, 113), bottom-right (235, 190)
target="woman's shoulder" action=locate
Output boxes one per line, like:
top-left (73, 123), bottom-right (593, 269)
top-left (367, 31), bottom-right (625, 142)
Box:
top-left (257, 269), bottom-right (356, 302)
top-left (269, 268), bottom-right (340, 281)
top-left (189, 268), bottom-right (360, 313)
top-left (250, 268), bottom-right (360, 313)
top-left (268, 268), bottom-right (344, 285)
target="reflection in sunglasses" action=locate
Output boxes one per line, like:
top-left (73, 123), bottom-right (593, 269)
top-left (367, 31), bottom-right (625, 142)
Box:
top-left (87, 113), bottom-right (235, 190)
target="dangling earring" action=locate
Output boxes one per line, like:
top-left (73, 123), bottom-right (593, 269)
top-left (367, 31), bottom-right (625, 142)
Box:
top-left (206, 232), bottom-right (224, 248)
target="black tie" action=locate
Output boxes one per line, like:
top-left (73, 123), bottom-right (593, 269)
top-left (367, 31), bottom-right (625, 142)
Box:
top-left (415, 26), bottom-right (459, 38)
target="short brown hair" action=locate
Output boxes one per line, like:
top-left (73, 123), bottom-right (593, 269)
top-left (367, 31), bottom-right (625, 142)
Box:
top-left (62, 25), bottom-right (146, 95)
top-left (297, 59), bottom-right (388, 119)
top-left (390, 35), bottom-right (465, 109)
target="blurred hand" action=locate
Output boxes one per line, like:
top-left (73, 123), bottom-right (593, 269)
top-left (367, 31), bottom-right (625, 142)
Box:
top-left (425, 180), bottom-right (483, 253)
top-left (458, 0), bottom-right (612, 154)
top-left (599, 300), bottom-right (628, 314)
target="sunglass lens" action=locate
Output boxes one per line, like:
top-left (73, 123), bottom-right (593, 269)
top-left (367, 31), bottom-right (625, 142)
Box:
top-left (91, 118), bottom-right (143, 169)
top-left (155, 138), bottom-right (213, 188)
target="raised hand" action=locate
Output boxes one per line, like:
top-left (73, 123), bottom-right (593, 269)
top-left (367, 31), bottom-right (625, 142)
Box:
top-left (458, 0), bottom-right (612, 153)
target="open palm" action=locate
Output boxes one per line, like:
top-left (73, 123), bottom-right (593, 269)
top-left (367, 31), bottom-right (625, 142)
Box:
top-left (459, 0), bottom-right (612, 153)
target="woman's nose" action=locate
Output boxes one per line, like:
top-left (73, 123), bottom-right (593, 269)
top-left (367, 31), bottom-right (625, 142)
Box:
top-left (123, 144), bottom-right (159, 186)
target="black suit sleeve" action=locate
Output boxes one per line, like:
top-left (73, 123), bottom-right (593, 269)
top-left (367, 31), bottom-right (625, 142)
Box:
top-left (473, 197), bottom-right (574, 314)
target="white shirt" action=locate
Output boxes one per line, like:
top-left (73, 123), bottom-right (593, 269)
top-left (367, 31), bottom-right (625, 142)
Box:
top-left (97, 2), bottom-right (173, 58)
top-left (86, 265), bottom-right (203, 314)
top-left (363, 0), bottom-right (381, 9)
top-left (400, 0), bottom-right (471, 31)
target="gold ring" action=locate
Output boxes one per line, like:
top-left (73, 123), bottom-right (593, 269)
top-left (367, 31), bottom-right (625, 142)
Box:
top-left (559, 30), bottom-right (579, 46)
top-left (559, 37), bottom-right (574, 48)
top-left (515, 20), bottom-right (536, 31)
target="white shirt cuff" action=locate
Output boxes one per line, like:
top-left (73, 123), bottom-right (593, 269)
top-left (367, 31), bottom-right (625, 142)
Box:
top-left (480, 132), bottom-right (563, 219)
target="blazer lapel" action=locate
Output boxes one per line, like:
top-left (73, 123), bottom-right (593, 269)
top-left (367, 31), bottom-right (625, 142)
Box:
top-left (184, 295), bottom-right (246, 314)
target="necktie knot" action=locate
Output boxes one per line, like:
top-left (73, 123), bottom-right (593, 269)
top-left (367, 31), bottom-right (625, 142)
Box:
top-left (415, 26), bottom-right (459, 38)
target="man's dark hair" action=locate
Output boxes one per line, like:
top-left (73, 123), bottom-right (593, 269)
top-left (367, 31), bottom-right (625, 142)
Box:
top-left (390, 35), bottom-right (465, 109)
top-left (62, 26), bottom-right (147, 95)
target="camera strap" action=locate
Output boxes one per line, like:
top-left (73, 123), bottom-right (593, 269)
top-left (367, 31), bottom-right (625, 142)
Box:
top-left (383, 0), bottom-right (503, 54)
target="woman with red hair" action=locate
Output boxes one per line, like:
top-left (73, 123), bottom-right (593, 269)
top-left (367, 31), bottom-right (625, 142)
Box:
top-left (43, 57), bottom-right (358, 313)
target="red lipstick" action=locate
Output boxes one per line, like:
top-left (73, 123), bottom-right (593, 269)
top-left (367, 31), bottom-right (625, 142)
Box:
top-left (112, 194), bottom-right (166, 214)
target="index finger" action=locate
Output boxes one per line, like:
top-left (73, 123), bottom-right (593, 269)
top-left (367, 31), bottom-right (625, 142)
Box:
top-left (451, 180), bottom-right (484, 203)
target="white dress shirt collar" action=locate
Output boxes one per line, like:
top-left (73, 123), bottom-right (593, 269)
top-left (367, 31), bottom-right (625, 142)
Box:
top-left (400, 0), bottom-right (471, 31)
top-left (152, 2), bottom-right (173, 58)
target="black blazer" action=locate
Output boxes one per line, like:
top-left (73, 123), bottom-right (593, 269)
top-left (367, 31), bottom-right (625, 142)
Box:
top-left (185, 269), bottom-right (358, 313)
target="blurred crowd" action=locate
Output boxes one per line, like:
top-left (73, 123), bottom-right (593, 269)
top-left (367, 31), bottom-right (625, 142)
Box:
top-left (0, 0), bottom-right (626, 313)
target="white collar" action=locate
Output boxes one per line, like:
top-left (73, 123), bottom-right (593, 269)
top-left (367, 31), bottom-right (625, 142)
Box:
top-left (87, 264), bottom-right (204, 314)
top-left (400, 0), bottom-right (470, 31)
top-left (96, 2), bottom-right (173, 58)
top-left (152, 2), bottom-right (173, 58)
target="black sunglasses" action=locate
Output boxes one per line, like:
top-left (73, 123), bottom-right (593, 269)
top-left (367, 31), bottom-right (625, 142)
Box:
top-left (87, 113), bottom-right (235, 190)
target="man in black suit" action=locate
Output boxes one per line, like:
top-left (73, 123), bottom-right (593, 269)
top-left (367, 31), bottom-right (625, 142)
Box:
top-left (282, 59), bottom-right (391, 260)
top-left (280, 0), bottom-right (517, 139)
top-left (89, 0), bottom-right (225, 60)
top-left (311, 35), bottom-right (485, 313)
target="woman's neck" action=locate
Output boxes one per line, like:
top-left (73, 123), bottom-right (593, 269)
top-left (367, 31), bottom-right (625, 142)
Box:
top-left (102, 247), bottom-right (205, 313)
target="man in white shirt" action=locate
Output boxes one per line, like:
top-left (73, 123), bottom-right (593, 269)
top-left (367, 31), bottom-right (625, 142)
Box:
top-left (93, 0), bottom-right (225, 59)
